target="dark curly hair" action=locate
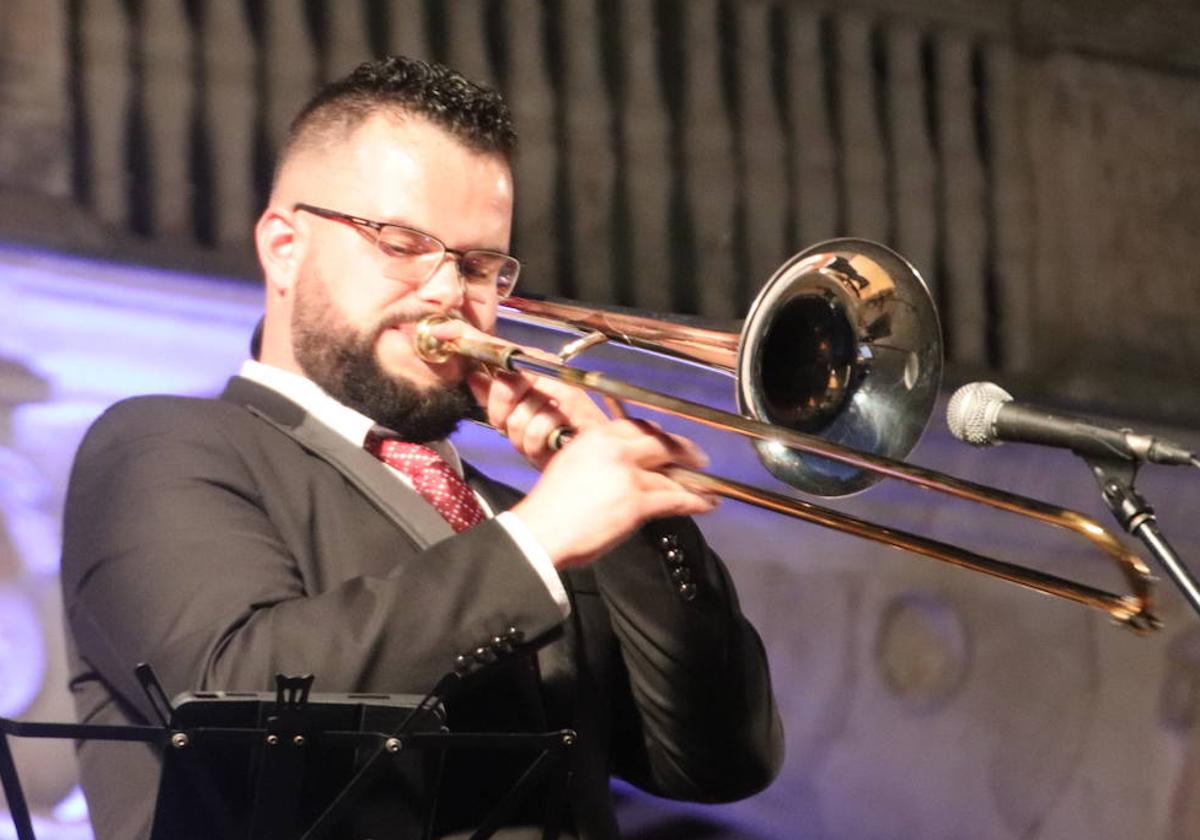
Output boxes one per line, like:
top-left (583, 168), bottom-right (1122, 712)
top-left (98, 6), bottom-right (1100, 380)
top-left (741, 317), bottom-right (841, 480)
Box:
top-left (276, 56), bottom-right (515, 179)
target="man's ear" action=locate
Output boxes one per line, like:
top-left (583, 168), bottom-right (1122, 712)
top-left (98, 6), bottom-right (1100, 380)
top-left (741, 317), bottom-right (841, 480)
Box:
top-left (255, 207), bottom-right (301, 297)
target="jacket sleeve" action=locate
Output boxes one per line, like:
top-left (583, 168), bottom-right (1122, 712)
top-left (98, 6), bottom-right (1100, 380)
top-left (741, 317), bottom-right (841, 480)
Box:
top-left (596, 516), bottom-right (785, 803)
top-left (60, 397), bottom-right (567, 714)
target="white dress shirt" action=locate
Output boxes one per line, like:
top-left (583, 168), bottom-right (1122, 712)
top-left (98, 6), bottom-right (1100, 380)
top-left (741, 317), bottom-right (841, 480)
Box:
top-left (239, 360), bottom-right (570, 615)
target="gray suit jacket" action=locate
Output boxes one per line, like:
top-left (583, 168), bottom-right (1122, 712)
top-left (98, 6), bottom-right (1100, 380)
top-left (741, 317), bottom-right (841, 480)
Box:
top-left (61, 377), bottom-right (783, 839)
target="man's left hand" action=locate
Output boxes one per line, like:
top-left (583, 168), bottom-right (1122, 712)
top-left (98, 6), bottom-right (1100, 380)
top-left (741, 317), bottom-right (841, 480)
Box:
top-left (426, 319), bottom-right (608, 470)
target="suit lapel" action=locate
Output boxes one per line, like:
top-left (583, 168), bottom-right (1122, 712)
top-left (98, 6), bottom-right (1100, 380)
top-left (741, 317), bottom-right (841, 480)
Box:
top-left (221, 376), bottom-right (454, 549)
top-left (223, 377), bottom-right (579, 730)
top-left (462, 462), bottom-right (518, 513)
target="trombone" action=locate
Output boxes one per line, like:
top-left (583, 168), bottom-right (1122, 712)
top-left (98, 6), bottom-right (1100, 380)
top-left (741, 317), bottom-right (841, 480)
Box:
top-left (416, 239), bottom-right (1161, 633)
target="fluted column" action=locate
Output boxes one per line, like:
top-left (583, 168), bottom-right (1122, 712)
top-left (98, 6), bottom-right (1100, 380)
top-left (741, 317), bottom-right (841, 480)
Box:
top-left (984, 41), bottom-right (1032, 372)
top-left (326, 0), bottom-right (370, 80)
top-left (78, 0), bottom-right (133, 226)
top-left (886, 23), bottom-right (937, 283)
top-left (505, 0), bottom-right (557, 291)
top-left (444, 0), bottom-right (494, 86)
top-left (681, 0), bottom-right (737, 318)
top-left (560, 0), bottom-right (616, 303)
top-left (264, 0), bottom-right (317, 156)
top-left (388, 0), bottom-right (431, 62)
top-left (936, 35), bottom-right (987, 364)
top-left (786, 7), bottom-right (838, 247)
top-left (0, 1), bottom-right (70, 197)
top-left (619, 0), bottom-right (672, 312)
top-left (738, 0), bottom-right (789, 299)
top-left (837, 13), bottom-right (888, 242)
top-left (143, 0), bottom-right (192, 237)
top-left (202, 0), bottom-right (256, 245)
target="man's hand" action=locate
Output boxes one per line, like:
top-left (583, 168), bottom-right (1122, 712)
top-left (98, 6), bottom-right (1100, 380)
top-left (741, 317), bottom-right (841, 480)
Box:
top-left (428, 318), bottom-right (718, 568)
top-left (427, 318), bottom-right (608, 470)
top-left (512, 419), bottom-right (718, 568)
top-left (467, 361), bottom-right (608, 470)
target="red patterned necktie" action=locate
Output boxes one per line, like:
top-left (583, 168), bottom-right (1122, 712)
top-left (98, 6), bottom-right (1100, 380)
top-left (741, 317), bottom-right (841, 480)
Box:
top-left (366, 434), bottom-right (486, 533)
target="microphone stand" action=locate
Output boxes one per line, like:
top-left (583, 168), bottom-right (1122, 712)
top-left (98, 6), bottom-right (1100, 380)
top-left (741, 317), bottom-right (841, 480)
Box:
top-left (1086, 455), bottom-right (1200, 620)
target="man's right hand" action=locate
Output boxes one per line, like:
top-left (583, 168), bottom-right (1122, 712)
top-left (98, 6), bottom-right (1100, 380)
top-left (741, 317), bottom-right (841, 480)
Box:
top-left (511, 419), bottom-right (718, 569)
top-left (428, 318), bottom-right (718, 568)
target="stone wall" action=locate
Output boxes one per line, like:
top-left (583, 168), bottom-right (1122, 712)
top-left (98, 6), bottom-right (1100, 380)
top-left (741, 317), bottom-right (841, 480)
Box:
top-left (2, 0), bottom-right (1197, 422)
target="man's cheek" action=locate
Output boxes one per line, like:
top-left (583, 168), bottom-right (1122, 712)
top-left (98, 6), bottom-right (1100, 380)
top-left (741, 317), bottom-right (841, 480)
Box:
top-left (375, 328), bottom-right (419, 365)
top-left (463, 300), bottom-right (498, 334)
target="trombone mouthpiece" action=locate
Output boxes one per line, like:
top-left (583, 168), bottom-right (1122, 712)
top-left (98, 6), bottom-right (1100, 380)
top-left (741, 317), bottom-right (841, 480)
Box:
top-left (413, 315), bottom-right (521, 370)
top-left (414, 315), bottom-right (455, 363)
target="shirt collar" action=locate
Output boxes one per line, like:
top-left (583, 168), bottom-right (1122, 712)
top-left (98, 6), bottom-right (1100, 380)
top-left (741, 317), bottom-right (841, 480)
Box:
top-left (239, 360), bottom-right (466, 476)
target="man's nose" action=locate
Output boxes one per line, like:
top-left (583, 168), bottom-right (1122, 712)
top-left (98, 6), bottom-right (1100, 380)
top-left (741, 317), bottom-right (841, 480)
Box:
top-left (418, 256), bottom-right (466, 308)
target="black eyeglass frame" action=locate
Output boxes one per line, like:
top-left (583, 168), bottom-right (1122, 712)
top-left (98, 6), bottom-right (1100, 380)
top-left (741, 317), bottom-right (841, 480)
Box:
top-left (292, 202), bottom-right (521, 299)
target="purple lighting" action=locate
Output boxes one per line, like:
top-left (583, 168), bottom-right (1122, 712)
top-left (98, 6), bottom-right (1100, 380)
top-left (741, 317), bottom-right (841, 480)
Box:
top-left (0, 244), bottom-right (260, 840)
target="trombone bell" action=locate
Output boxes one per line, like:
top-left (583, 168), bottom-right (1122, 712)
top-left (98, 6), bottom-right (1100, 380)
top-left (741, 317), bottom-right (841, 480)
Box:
top-left (738, 239), bottom-right (942, 496)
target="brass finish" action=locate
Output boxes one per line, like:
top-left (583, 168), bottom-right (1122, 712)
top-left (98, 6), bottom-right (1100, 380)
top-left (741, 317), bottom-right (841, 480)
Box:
top-left (417, 239), bottom-right (1161, 633)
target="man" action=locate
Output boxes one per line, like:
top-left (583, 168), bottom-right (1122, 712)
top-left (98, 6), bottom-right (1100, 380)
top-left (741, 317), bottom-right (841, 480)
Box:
top-left (61, 56), bottom-right (782, 839)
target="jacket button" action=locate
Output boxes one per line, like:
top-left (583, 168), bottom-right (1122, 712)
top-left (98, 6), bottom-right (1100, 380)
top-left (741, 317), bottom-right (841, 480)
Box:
top-left (664, 547), bottom-right (684, 564)
top-left (474, 646), bottom-right (494, 663)
top-left (505, 627), bottom-right (524, 644)
top-left (454, 654), bottom-right (471, 674)
top-left (678, 582), bottom-right (697, 601)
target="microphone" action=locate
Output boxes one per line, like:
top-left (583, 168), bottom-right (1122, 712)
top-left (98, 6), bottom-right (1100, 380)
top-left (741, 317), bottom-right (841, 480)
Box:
top-left (946, 382), bottom-right (1197, 466)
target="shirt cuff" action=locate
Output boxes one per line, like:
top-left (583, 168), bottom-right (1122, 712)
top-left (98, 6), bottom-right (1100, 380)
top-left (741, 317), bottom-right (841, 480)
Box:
top-left (494, 511), bottom-right (571, 617)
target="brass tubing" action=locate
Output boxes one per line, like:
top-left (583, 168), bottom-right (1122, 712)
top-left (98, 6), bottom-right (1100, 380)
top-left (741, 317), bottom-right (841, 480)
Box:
top-left (501, 297), bottom-right (741, 370)
top-left (437, 332), bottom-right (1160, 633)
top-left (670, 467), bottom-right (1147, 625)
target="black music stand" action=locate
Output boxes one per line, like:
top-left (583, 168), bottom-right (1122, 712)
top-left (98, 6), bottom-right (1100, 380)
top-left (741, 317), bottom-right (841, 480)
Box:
top-left (0, 668), bottom-right (576, 840)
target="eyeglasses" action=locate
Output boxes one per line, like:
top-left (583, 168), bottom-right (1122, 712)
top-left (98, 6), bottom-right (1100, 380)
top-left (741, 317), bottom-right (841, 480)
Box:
top-left (293, 203), bottom-right (520, 300)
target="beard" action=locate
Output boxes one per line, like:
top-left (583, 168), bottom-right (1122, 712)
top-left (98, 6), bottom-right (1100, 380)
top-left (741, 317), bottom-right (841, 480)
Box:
top-left (291, 273), bottom-right (478, 443)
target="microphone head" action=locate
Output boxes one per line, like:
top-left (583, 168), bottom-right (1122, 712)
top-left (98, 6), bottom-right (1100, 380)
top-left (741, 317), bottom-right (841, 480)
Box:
top-left (946, 381), bottom-right (1013, 446)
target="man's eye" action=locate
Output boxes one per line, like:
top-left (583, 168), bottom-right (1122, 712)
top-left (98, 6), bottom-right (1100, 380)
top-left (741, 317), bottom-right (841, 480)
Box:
top-left (378, 229), bottom-right (439, 258)
top-left (460, 257), bottom-right (494, 280)
top-left (379, 241), bottom-right (423, 258)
